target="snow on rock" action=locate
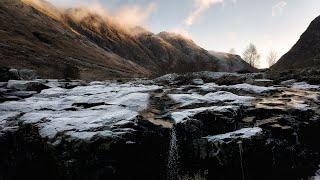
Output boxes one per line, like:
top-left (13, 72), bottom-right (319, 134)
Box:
top-left (204, 127), bottom-right (263, 142)
top-left (169, 91), bottom-right (254, 107)
top-left (7, 80), bottom-right (38, 90)
top-left (109, 93), bottom-right (150, 111)
top-left (194, 71), bottom-right (240, 79)
top-left (192, 79), bottom-right (204, 85)
top-left (198, 83), bottom-right (220, 91)
top-left (20, 105), bottom-right (139, 140)
top-left (0, 82), bottom-right (162, 140)
top-left (171, 105), bottom-right (239, 123)
top-left (280, 79), bottom-right (297, 86)
top-left (222, 83), bottom-right (278, 94)
top-left (0, 83), bottom-right (161, 113)
top-left (0, 111), bottom-right (20, 127)
top-left (291, 82), bottom-right (320, 90)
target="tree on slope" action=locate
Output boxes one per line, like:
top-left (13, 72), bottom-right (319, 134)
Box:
top-left (267, 50), bottom-right (278, 67)
top-left (243, 43), bottom-right (260, 68)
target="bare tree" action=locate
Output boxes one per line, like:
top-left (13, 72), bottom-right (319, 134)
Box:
top-left (267, 50), bottom-right (278, 67)
top-left (242, 43), bottom-right (260, 68)
top-left (229, 48), bottom-right (236, 54)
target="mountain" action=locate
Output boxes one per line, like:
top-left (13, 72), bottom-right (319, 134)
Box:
top-left (209, 51), bottom-right (256, 72)
top-left (272, 15), bottom-right (320, 70)
top-left (62, 8), bottom-right (220, 74)
top-left (0, 0), bottom-right (254, 80)
top-left (0, 0), bottom-right (150, 80)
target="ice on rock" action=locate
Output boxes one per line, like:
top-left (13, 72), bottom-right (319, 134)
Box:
top-left (171, 105), bottom-right (239, 123)
top-left (192, 79), bottom-right (204, 85)
top-left (198, 83), bottom-right (220, 91)
top-left (205, 127), bottom-right (263, 142)
top-left (0, 111), bottom-right (20, 127)
top-left (222, 83), bottom-right (278, 94)
top-left (7, 80), bottom-right (40, 91)
top-left (20, 105), bottom-right (139, 140)
top-left (0, 82), bottom-right (162, 140)
top-left (205, 91), bottom-right (254, 106)
top-left (291, 82), bottom-right (320, 90)
top-left (169, 91), bottom-right (254, 107)
top-left (109, 93), bottom-right (150, 111)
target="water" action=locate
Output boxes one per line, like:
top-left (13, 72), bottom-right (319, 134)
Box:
top-left (293, 132), bottom-right (300, 145)
top-left (238, 141), bottom-right (245, 180)
top-left (167, 126), bottom-right (179, 180)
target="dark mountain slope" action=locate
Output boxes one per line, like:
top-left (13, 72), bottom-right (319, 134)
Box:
top-left (0, 0), bottom-right (255, 80)
top-left (0, 0), bottom-right (149, 80)
top-left (272, 15), bottom-right (320, 70)
top-left (63, 10), bottom-right (220, 74)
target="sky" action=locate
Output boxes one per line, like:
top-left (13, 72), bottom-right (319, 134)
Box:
top-left (48, 0), bottom-right (320, 68)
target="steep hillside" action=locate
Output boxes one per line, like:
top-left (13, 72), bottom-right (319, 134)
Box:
top-left (209, 51), bottom-right (256, 72)
top-left (272, 15), bottom-right (320, 70)
top-left (0, 0), bottom-right (254, 80)
top-left (62, 10), bottom-right (220, 74)
top-left (0, 0), bottom-right (149, 80)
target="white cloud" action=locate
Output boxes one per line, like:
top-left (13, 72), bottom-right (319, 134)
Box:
top-left (46, 0), bottom-right (156, 27)
top-left (184, 0), bottom-right (224, 26)
top-left (169, 28), bottom-right (192, 39)
top-left (272, 1), bottom-right (287, 17)
top-left (113, 3), bottom-right (156, 27)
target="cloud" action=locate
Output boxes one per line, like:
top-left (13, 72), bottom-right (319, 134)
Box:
top-left (113, 3), bottom-right (156, 27)
top-left (184, 0), bottom-right (224, 26)
top-left (44, 0), bottom-right (156, 27)
top-left (169, 28), bottom-right (192, 39)
top-left (272, 1), bottom-right (287, 17)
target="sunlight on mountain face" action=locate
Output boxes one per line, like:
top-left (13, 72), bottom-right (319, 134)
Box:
top-left (1, 0), bottom-right (320, 179)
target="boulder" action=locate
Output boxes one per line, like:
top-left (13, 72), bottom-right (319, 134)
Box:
top-left (0, 66), bottom-right (10, 82)
top-left (18, 69), bottom-right (38, 80)
top-left (6, 80), bottom-right (49, 92)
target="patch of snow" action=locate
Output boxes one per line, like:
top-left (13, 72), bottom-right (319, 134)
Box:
top-left (109, 93), bottom-right (150, 111)
top-left (169, 91), bottom-right (254, 107)
top-left (198, 83), bottom-right (220, 91)
top-left (194, 71), bottom-right (240, 79)
top-left (0, 83), bottom-right (161, 113)
top-left (205, 127), bottom-right (263, 142)
top-left (154, 73), bottom-right (179, 83)
top-left (192, 79), bottom-right (204, 85)
top-left (171, 105), bottom-right (239, 123)
top-left (292, 82), bottom-right (320, 90)
top-left (254, 79), bottom-right (273, 82)
top-left (0, 82), bottom-right (162, 140)
top-left (20, 105), bottom-right (139, 140)
top-left (313, 167), bottom-right (320, 180)
top-left (7, 80), bottom-right (41, 91)
top-left (205, 91), bottom-right (254, 106)
top-left (290, 100), bottom-right (310, 111)
top-left (0, 111), bottom-right (20, 127)
top-left (222, 83), bottom-right (278, 94)
top-left (280, 79), bottom-right (297, 86)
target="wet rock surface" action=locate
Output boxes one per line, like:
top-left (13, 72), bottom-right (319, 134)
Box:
top-left (0, 72), bottom-right (320, 180)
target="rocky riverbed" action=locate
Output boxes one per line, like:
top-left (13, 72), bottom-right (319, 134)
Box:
top-left (0, 72), bottom-right (320, 180)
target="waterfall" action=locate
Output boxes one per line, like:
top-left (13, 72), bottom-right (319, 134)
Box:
top-left (167, 126), bottom-right (179, 180)
top-left (237, 141), bottom-right (245, 180)
top-left (293, 132), bottom-right (300, 145)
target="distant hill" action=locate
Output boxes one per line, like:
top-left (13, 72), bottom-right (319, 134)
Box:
top-left (209, 51), bottom-right (256, 72)
top-left (0, 0), bottom-right (255, 80)
top-left (272, 15), bottom-right (320, 70)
